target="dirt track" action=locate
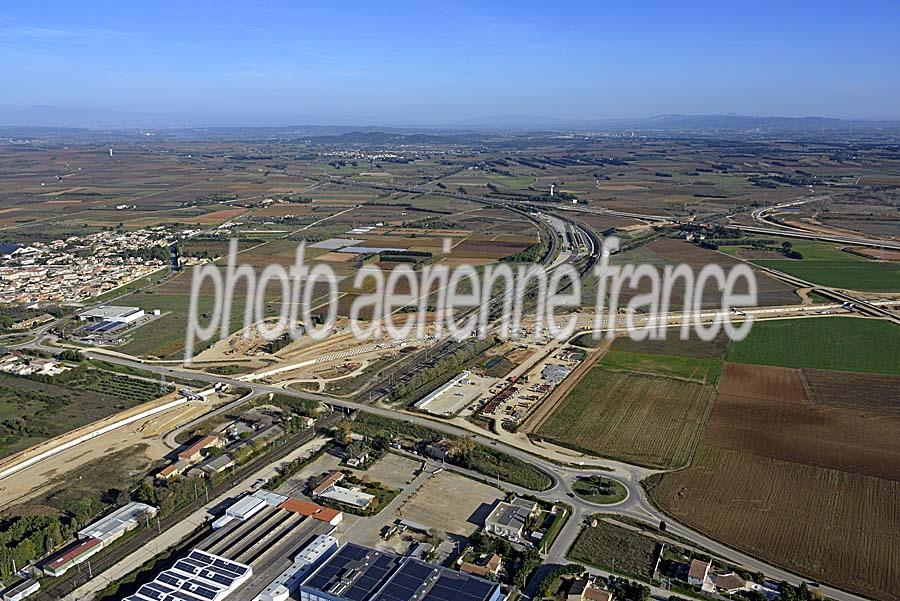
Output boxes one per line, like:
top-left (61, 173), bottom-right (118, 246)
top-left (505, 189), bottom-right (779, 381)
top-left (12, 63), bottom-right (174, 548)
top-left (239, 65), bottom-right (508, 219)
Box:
top-left (0, 395), bottom-right (225, 508)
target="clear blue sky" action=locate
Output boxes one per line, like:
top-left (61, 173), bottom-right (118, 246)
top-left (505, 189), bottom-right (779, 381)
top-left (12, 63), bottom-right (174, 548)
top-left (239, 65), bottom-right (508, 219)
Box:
top-left (1, 0), bottom-right (898, 126)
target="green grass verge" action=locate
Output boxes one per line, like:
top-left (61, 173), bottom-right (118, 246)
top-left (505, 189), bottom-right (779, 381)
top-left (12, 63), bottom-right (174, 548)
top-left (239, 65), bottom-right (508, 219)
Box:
top-left (599, 350), bottom-right (723, 385)
top-left (573, 476), bottom-right (629, 504)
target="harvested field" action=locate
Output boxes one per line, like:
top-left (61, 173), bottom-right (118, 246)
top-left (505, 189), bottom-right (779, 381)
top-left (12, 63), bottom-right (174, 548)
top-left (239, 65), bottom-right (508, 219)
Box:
top-left (537, 369), bottom-right (714, 468)
top-left (612, 240), bottom-right (800, 309)
top-left (842, 246), bottom-right (900, 261)
top-left (190, 207), bottom-right (248, 225)
top-left (449, 239), bottom-right (533, 259)
top-left (804, 369), bottom-right (900, 414)
top-left (647, 446), bottom-right (900, 601)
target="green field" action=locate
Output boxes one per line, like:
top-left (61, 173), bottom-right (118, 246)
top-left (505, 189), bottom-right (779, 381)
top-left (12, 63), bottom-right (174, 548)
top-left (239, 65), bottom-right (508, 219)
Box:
top-left (727, 317), bottom-right (900, 375)
top-left (726, 239), bottom-right (900, 291)
top-left (537, 369), bottom-right (713, 469)
top-left (0, 371), bottom-right (164, 458)
top-left (567, 519), bottom-right (660, 580)
top-left (599, 350), bottom-right (723, 384)
top-left (490, 175), bottom-right (535, 188)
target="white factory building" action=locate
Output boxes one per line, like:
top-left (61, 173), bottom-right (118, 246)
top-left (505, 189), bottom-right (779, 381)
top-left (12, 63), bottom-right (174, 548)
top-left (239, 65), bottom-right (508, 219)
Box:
top-left (414, 371), bottom-right (470, 412)
top-left (78, 305), bottom-right (145, 324)
top-left (78, 502), bottom-right (158, 545)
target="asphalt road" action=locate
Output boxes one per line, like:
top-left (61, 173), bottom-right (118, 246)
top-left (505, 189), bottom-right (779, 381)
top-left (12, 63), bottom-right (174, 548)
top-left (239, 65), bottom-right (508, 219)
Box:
top-left (14, 330), bottom-right (872, 601)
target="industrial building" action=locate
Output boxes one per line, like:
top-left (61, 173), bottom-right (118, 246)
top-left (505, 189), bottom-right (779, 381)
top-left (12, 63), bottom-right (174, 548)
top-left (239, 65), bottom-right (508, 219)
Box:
top-left (77, 305), bottom-right (145, 325)
top-left (1, 578), bottom-right (39, 601)
top-left (122, 549), bottom-right (252, 601)
top-left (43, 537), bottom-right (104, 577)
top-left (255, 535), bottom-right (339, 601)
top-left (214, 491), bottom-right (343, 531)
top-left (414, 371), bottom-right (470, 413)
top-left (78, 502), bottom-right (158, 544)
top-left (310, 471), bottom-right (375, 510)
top-left (298, 543), bottom-right (504, 601)
top-left (44, 502), bottom-right (158, 576)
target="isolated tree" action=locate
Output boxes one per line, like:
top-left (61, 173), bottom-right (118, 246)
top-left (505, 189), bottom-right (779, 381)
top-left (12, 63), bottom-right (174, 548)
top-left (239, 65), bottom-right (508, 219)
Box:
top-left (337, 419), bottom-right (353, 445)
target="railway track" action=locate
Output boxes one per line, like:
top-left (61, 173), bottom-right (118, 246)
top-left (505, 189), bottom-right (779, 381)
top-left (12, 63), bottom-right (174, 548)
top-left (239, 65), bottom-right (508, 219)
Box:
top-left (33, 413), bottom-right (339, 601)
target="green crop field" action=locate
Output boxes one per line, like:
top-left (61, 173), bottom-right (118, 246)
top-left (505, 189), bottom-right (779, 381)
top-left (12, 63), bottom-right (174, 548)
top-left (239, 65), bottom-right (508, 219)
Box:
top-left (599, 350), bottom-right (723, 384)
top-left (727, 239), bottom-right (900, 291)
top-left (537, 369), bottom-right (714, 469)
top-left (727, 316), bottom-right (900, 375)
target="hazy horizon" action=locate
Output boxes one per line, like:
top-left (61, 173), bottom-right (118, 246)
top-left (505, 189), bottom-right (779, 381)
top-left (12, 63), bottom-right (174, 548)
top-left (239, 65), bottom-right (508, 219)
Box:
top-left (2, 0), bottom-right (899, 127)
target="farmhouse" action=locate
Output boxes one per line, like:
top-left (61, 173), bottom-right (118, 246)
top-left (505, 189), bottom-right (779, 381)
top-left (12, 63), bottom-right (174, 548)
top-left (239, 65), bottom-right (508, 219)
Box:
top-left (177, 434), bottom-right (224, 462)
top-left (460, 553), bottom-right (502, 579)
top-left (714, 572), bottom-right (748, 594)
top-left (568, 579), bottom-right (615, 601)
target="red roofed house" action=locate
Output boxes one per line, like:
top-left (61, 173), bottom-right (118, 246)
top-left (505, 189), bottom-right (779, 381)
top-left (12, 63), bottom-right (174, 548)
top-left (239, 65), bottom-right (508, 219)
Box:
top-left (177, 435), bottom-right (223, 463)
top-left (280, 497), bottom-right (343, 526)
top-left (688, 559), bottom-right (711, 587)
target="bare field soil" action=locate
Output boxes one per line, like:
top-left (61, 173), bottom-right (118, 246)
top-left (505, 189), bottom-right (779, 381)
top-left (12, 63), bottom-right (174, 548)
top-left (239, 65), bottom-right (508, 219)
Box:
top-left (804, 368), bottom-right (900, 414)
top-left (842, 246), bottom-right (900, 261)
top-left (716, 363), bottom-right (808, 402)
top-left (647, 446), bottom-right (900, 601)
top-left (612, 240), bottom-right (800, 309)
top-left (708, 363), bottom-right (900, 481)
top-left (537, 369), bottom-right (713, 469)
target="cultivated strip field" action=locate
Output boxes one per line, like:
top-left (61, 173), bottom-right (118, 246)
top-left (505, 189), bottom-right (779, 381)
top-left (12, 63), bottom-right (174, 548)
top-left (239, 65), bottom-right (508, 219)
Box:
top-left (647, 446), bottom-right (900, 601)
top-left (536, 369), bottom-right (714, 469)
top-left (707, 363), bottom-right (900, 480)
top-left (649, 360), bottom-right (900, 601)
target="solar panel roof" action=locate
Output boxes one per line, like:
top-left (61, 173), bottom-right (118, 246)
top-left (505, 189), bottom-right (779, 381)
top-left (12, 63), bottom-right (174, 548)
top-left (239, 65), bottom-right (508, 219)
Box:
top-left (301, 545), bottom-right (499, 601)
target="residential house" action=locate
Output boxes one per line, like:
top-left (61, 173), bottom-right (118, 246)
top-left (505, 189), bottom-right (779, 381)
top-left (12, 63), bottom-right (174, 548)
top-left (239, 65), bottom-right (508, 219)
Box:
top-left (688, 559), bottom-right (711, 587)
top-left (715, 573), bottom-right (748, 594)
top-left (460, 553), bottom-right (502, 579)
top-left (484, 497), bottom-right (539, 543)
